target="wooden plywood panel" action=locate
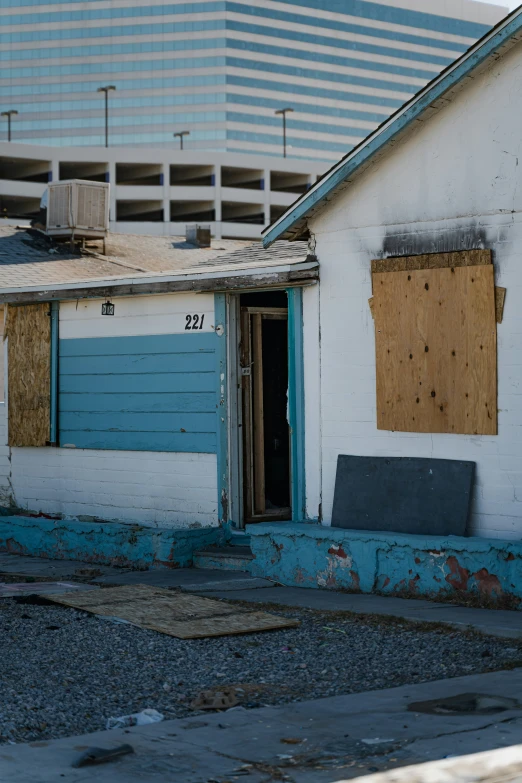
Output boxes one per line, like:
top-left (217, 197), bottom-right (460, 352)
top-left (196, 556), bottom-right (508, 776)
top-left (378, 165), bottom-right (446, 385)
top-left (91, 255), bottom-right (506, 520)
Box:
top-left (48, 584), bottom-right (299, 639)
top-left (371, 249), bottom-right (491, 275)
top-left (373, 265), bottom-right (497, 435)
top-left (6, 303), bottom-right (51, 446)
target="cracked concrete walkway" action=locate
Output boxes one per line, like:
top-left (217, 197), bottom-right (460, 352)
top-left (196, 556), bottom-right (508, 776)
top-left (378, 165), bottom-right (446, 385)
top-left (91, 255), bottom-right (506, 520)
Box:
top-left (2, 551), bottom-right (522, 638)
top-left (203, 587), bottom-right (522, 640)
top-left (2, 668), bottom-right (522, 782)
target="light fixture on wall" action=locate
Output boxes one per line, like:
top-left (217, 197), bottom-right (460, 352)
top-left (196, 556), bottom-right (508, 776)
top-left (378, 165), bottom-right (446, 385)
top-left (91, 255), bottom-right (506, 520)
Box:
top-left (101, 299), bottom-right (115, 316)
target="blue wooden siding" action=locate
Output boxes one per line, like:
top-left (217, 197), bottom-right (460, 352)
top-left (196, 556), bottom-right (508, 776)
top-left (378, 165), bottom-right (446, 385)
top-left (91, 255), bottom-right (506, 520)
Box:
top-left (59, 332), bottom-right (218, 453)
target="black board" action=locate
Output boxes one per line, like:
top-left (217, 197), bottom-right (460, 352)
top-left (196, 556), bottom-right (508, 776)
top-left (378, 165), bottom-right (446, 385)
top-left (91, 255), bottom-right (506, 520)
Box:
top-left (331, 455), bottom-right (475, 536)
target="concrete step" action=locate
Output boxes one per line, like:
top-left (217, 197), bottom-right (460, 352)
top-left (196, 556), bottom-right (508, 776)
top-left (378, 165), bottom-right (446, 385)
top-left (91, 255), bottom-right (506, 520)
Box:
top-left (193, 546), bottom-right (254, 572)
top-left (228, 530), bottom-right (251, 546)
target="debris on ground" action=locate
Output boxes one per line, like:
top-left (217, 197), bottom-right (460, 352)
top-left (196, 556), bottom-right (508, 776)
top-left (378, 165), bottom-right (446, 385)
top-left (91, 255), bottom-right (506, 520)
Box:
top-left (1, 600), bottom-right (521, 744)
top-left (72, 743), bottom-right (135, 768)
top-left (191, 688), bottom-right (239, 711)
top-left (106, 708), bottom-right (164, 730)
top-left (47, 584), bottom-right (299, 638)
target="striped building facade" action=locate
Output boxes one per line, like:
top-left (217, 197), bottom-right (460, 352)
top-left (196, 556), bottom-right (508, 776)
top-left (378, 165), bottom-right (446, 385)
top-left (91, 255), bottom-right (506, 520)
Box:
top-left (1, 0), bottom-right (507, 162)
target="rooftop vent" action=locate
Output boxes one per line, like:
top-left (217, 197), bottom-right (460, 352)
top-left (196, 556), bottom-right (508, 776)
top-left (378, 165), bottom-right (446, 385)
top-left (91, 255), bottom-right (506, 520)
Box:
top-left (186, 223), bottom-right (211, 248)
top-left (47, 180), bottom-right (109, 241)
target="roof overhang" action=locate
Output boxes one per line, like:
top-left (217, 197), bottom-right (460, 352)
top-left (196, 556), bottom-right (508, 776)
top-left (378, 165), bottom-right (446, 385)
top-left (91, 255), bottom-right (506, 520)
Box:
top-left (262, 6), bottom-right (522, 247)
top-left (0, 260), bottom-right (318, 304)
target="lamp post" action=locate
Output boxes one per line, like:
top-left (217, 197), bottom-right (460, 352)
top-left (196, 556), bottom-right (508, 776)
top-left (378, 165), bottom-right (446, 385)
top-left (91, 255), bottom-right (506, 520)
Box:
top-left (174, 130), bottom-right (190, 150)
top-left (1, 110), bottom-right (18, 142)
top-left (275, 107), bottom-right (293, 158)
top-left (97, 86), bottom-right (116, 147)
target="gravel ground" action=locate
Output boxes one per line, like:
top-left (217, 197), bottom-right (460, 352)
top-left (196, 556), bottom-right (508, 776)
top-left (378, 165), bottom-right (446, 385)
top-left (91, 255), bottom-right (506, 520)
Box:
top-left (1, 597), bottom-right (521, 744)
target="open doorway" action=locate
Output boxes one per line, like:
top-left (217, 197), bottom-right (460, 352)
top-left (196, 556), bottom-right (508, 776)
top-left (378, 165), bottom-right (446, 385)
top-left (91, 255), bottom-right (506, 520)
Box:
top-left (240, 291), bottom-right (291, 523)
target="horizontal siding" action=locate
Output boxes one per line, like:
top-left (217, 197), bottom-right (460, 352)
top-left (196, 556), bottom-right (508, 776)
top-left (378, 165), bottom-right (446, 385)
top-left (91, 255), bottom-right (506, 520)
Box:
top-left (60, 352), bottom-right (217, 375)
top-left (59, 431), bottom-right (217, 452)
top-left (59, 333), bottom-right (218, 453)
top-left (60, 372), bottom-right (215, 394)
top-left (59, 411), bottom-right (216, 432)
top-left (59, 392), bottom-right (215, 413)
top-left (59, 332), bottom-right (217, 356)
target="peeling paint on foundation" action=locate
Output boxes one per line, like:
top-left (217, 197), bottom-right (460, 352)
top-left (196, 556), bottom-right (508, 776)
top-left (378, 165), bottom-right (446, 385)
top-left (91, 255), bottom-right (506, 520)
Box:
top-left (0, 516), bottom-right (224, 569)
top-left (249, 523), bottom-right (522, 607)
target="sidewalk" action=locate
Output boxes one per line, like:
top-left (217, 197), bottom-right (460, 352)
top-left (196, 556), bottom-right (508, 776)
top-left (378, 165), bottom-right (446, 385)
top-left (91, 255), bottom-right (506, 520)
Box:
top-left (1, 668), bottom-right (522, 782)
top-left (2, 551), bottom-right (522, 639)
top-left (205, 586), bottom-right (522, 640)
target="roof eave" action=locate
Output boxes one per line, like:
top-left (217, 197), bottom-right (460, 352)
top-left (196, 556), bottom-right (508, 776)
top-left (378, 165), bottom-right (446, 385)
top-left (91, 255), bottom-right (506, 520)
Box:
top-left (0, 260), bottom-right (318, 304)
top-left (262, 7), bottom-right (522, 248)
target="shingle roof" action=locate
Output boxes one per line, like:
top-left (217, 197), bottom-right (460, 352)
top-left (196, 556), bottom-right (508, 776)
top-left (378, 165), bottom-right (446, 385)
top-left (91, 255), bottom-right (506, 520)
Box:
top-left (0, 226), bottom-right (309, 291)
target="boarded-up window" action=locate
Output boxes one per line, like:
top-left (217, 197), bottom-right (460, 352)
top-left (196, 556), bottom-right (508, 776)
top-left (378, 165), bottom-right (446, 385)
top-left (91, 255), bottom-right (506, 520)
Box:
top-left (6, 303), bottom-right (51, 446)
top-left (372, 250), bottom-right (497, 436)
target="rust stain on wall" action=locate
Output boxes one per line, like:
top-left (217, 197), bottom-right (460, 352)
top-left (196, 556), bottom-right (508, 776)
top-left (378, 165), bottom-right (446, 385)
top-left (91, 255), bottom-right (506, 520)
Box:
top-left (328, 545), bottom-right (348, 559)
top-left (473, 568), bottom-right (502, 597)
top-left (445, 556), bottom-right (470, 591)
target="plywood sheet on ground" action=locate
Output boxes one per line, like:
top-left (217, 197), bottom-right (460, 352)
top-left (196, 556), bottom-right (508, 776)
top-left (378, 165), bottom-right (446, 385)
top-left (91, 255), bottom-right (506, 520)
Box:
top-left (47, 584), bottom-right (299, 638)
top-left (6, 303), bottom-right (51, 446)
top-left (373, 264), bottom-right (497, 435)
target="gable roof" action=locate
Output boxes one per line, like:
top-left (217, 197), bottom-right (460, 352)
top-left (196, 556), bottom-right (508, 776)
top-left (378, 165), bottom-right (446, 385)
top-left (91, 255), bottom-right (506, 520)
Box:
top-left (263, 5), bottom-right (522, 247)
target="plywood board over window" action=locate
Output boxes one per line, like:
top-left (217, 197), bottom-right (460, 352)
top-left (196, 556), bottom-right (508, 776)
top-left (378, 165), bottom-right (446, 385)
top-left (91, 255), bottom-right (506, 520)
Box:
top-left (6, 303), bottom-right (51, 446)
top-left (372, 250), bottom-right (497, 436)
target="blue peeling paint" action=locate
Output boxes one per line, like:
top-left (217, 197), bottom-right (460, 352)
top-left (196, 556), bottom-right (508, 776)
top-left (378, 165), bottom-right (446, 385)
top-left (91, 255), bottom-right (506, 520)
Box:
top-left (249, 523), bottom-right (522, 606)
top-left (263, 9), bottom-right (522, 247)
top-left (59, 332), bottom-right (219, 453)
top-left (0, 515), bottom-right (224, 569)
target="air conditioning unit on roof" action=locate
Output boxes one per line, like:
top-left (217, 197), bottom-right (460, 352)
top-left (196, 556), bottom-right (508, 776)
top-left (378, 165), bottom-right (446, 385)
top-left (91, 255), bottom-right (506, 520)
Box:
top-left (46, 179), bottom-right (110, 241)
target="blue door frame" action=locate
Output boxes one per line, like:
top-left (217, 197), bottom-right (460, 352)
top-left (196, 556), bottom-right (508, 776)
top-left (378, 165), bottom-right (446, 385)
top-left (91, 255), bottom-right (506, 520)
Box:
top-left (219, 289), bottom-right (306, 529)
top-left (287, 288), bottom-right (306, 522)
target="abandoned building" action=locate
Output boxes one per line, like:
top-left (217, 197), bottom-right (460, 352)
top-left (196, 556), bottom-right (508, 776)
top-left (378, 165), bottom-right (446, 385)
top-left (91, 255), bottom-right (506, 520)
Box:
top-left (3, 7), bottom-right (522, 605)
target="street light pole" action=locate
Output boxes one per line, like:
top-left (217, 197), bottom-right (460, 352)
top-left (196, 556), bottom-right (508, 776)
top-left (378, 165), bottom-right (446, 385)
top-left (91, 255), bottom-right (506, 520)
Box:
top-left (97, 86), bottom-right (116, 147)
top-left (1, 110), bottom-right (18, 142)
top-left (174, 130), bottom-right (190, 150)
top-left (275, 107), bottom-right (293, 158)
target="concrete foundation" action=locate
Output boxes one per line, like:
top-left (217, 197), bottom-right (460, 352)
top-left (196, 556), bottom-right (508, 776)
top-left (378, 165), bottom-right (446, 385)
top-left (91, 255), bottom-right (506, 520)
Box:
top-left (248, 523), bottom-right (522, 606)
top-left (0, 515), bottom-right (224, 569)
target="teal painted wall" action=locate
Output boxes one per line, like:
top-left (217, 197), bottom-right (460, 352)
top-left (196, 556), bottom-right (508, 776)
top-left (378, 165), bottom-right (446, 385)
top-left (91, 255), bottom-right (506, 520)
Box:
top-left (0, 515), bottom-right (224, 569)
top-left (59, 332), bottom-right (219, 452)
top-left (249, 523), bottom-right (522, 606)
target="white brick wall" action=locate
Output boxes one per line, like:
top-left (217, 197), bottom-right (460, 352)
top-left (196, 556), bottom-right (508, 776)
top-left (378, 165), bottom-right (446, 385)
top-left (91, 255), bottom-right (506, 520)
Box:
top-left (10, 447), bottom-right (217, 528)
top-left (308, 40), bottom-right (522, 539)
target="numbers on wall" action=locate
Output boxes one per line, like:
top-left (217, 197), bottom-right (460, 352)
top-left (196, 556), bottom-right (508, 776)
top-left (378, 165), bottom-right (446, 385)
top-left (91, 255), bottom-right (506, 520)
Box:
top-left (185, 314), bottom-right (205, 331)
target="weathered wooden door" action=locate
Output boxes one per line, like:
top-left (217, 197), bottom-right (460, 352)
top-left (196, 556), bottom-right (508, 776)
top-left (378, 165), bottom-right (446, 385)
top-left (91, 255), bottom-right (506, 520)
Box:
top-left (240, 306), bottom-right (291, 523)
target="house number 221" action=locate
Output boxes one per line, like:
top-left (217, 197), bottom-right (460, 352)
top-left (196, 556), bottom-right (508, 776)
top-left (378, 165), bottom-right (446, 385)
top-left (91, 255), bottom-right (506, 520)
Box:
top-left (185, 314), bottom-right (205, 330)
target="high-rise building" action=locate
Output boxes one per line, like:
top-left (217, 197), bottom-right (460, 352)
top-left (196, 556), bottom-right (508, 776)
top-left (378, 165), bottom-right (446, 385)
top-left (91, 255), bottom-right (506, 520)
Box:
top-left (1, 0), bottom-right (507, 162)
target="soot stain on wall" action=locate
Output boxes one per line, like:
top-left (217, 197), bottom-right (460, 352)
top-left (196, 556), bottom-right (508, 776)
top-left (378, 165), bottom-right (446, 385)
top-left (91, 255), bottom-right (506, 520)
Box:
top-left (379, 222), bottom-right (491, 259)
